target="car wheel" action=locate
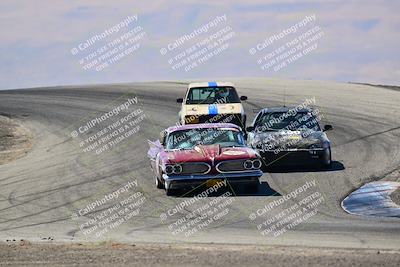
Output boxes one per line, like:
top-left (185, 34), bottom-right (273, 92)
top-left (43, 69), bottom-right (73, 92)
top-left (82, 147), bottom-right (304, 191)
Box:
top-left (166, 187), bottom-right (179, 196)
top-left (241, 114), bottom-right (247, 133)
top-left (321, 147), bottom-right (332, 168)
top-left (155, 176), bottom-right (164, 189)
top-left (246, 182), bottom-right (259, 193)
top-left (260, 162), bottom-right (269, 172)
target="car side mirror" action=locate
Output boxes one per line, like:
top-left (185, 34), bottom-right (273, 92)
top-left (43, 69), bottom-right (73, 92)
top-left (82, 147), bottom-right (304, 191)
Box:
top-left (176, 98), bottom-right (183, 103)
top-left (149, 139), bottom-right (163, 149)
top-left (240, 95), bottom-right (248, 101)
top-left (323, 125), bottom-right (333, 132)
top-left (246, 126), bottom-right (255, 132)
top-left (155, 139), bottom-right (164, 148)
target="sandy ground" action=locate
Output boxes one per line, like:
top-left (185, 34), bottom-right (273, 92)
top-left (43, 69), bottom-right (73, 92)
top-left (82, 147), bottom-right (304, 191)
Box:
top-left (1, 242), bottom-right (400, 267)
top-left (0, 115), bottom-right (32, 165)
top-left (380, 167), bottom-right (400, 206)
top-left (390, 186), bottom-right (400, 206)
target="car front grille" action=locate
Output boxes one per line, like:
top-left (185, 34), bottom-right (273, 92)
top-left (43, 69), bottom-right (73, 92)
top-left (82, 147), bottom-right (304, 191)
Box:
top-left (181, 162), bottom-right (211, 175)
top-left (186, 114), bottom-right (243, 127)
top-left (216, 159), bottom-right (247, 172)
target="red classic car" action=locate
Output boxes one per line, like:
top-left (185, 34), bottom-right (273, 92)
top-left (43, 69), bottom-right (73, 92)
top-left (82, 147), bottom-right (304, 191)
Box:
top-left (147, 123), bottom-right (263, 196)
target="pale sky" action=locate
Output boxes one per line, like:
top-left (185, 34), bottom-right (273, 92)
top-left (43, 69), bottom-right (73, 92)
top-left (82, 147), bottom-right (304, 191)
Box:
top-left (0, 0), bottom-right (399, 89)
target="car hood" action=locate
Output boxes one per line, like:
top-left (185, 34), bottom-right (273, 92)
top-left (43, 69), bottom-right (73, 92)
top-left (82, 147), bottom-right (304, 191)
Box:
top-left (252, 129), bottom-right (328, 149)
top-left (166, 144), bottom-right (257, 164)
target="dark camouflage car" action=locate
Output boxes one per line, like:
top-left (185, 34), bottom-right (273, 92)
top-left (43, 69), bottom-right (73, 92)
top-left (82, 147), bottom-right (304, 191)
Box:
top-left (246, 107), bottom-right (333, 168)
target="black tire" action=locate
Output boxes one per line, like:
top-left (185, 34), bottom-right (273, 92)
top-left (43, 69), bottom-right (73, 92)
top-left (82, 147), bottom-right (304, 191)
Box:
top-left (321, 147), bottom-right (332, 169)
top-left (155, 176), bottom-right (164, 189)
top-left (166, 188), bottom-right (179, 196)
top-left (241, 114), bottom-right (247, 134)
top-left (246, 182), bottom-right (259, 193)
top-left (155, 168), bottom-right (165, 189)
top-left (261, 162), bottom-right (269, 172)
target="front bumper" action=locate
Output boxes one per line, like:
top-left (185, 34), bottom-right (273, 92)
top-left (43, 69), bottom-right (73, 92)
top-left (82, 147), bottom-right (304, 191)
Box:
top-left (185, 113), bottom-right (245, 127)
top-left (258, 148), bottom-right (329, 167)
top-left (163, 170), bottom-right (263, 190)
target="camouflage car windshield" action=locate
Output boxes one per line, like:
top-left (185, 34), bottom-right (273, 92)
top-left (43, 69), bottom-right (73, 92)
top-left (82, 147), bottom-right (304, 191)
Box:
top-left (256, 111), bottom-right (321, 132)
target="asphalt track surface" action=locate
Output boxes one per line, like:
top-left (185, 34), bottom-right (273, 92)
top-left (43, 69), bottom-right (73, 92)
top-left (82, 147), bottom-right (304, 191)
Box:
top-left (0, 78), bottom-right (399, 250)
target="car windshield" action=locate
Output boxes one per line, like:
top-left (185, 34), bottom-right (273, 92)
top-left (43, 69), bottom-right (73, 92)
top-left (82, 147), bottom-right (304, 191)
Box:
top-left (166, 128), bottom-right (245, 150)
top-left (186, 87), bottom-right (240, 104)
top-left (255, 111), bottom-right (321, 131)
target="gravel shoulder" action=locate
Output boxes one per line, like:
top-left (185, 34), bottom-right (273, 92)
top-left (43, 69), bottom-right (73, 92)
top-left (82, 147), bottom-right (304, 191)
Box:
top-left (1, 242), bottom-right (400, 267)
top-left (380, 168), bottom-right (400, 206)
top-left (391, 186), bottom-right (400, 206)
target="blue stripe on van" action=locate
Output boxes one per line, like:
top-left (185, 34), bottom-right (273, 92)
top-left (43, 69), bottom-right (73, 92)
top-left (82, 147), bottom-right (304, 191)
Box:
top-left (208, 104), bottom-right (218, 115)
top-left (208, 81), bottom-right (218, 87)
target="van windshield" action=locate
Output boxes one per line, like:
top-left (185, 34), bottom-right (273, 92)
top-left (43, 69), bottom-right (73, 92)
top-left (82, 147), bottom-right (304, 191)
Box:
top-left (186, 87), bottom-right (240, 104)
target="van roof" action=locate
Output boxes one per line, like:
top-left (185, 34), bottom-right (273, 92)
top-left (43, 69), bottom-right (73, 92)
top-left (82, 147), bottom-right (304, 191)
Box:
top-left (188, 81), bottom-right (235, 88)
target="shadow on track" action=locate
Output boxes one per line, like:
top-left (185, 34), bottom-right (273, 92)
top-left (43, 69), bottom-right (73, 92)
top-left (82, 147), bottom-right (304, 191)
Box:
top-left (174, 182), bottom-right (280, 198)
top-left (265, 160), bottom-right (345, 173)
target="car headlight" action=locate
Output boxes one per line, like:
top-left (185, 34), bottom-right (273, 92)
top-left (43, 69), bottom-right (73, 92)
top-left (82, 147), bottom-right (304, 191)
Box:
top-left (322, 140), bottom-right (330, 149)
top-left (256, 144), bottom-right (263, 149)
top-left (309, 143), bottom-right (323, 149)
top-left (244, 160), bottom-right (253, 169)
top-left (243, 159), bottom-right (262, 170)
top-left (252, 159), bottom-right (262, 169)
top-left (173, 164), bottom-right (182, 174)
top-left (165, 164), bottom-right (182, 174)
top-left (165, 165), bottom-right (174, 175)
